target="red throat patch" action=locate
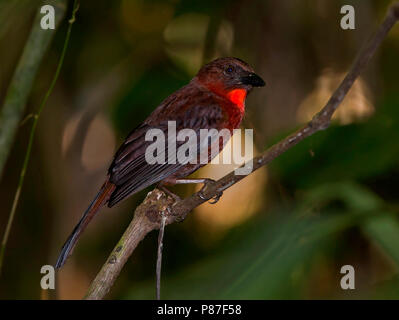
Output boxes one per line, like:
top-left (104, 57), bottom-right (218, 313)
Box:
top-left (226, 89), bottom-right (247, 110)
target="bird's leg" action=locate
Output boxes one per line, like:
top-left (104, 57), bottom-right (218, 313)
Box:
top-left (160, 178), bottom-right (223, 204)
top-left (172, 178), bottom-right (210, 184)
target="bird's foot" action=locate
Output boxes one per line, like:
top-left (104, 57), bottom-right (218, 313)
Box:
top-left (198, 179), bottom-right (223, 204)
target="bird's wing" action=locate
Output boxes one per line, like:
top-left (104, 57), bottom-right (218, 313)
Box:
top-left (107, 103), bottom-right (227, 207)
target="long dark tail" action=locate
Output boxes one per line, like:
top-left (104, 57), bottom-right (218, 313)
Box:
top-left (55, 181), bottom-right (116, 269)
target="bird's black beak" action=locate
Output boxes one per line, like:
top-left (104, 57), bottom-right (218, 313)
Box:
top-left (241, 72), bottom-right (265, 87)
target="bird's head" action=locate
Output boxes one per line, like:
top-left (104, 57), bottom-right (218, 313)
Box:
top-left (195, 57), bottom-right (265, 106)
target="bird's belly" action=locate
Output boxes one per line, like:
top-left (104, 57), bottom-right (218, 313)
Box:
top-left (171, 133), bottom-right (231, 179)
top-left (226, 105), bottom-right (245, 130)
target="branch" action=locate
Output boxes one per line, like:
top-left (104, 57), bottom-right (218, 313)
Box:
top-left (84, 190), bottom-right (175, 300)
top-left (84, 2), bottom-right (399, 300)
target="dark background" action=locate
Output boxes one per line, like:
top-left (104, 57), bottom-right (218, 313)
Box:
top-left (0, 0), bottom-right (399, 299)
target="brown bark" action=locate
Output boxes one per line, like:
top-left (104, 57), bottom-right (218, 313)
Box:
top-left (84, 2), bottom-right (399, 300)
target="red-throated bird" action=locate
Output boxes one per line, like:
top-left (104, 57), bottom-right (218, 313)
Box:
top-left (55, 57), bottom-right (265, 268)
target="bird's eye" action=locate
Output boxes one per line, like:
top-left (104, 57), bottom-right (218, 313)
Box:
top-left (226, 66), bottom-right (234, 73)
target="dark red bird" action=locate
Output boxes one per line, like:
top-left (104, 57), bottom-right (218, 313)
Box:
top-left (55, 57), bottom-right (265, 268)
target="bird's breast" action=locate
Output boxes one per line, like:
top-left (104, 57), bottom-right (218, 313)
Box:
top-left (221, 101), bottom-right (245, 130)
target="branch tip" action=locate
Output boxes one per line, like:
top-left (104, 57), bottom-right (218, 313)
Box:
top-left (84, 2), bottom-right (399, 300)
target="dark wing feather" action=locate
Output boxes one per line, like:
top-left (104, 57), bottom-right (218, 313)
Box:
top-left (108, 101), bottom-right (227, 207)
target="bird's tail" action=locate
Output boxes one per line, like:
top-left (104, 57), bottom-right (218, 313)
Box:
top-left (55, 180), bottom-right (116, 269)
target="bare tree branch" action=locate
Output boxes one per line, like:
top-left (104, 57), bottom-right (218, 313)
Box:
top-left (84, 2), bottom-right (399, 300)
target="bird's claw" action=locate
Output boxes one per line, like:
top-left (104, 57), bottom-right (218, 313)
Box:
top-left (208, 191), bottom-right (223, 204)
top-left (198, 192), bottom-right (207, 201)
top-left (198, 179), bottom-right (223, 204)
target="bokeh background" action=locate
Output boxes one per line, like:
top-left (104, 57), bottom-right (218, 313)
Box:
top-left (1, 0), bottom-right (399, 299)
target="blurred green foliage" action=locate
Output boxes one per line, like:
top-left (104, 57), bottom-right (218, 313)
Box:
top-left (0, 0), bottom-right (398, 300)
top-left (124, 96), bottom-right (399, 299)
top-left (272, 98), bottom-right (399, 189)
top-left (113, 63), bottom-right (190, 134)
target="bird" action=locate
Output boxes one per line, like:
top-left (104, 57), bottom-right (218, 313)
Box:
top-left (55, 57), bottom-right (265, 268)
